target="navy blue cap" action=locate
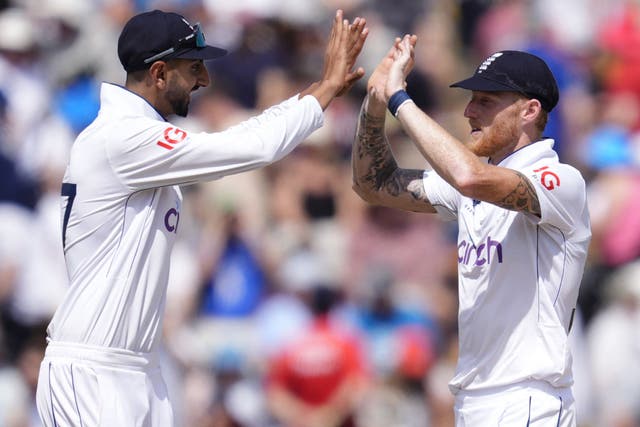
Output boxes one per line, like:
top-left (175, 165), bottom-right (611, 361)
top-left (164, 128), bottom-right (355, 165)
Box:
top-left (450, 50), bottom-right (559, 112)
top-left (118, 10), bottom-right (227, 72)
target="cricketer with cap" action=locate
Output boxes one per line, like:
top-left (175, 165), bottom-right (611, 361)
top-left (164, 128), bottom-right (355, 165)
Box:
top-left (352, 37), bottom-right (591, 425)
top-left (35, 9), bottom-right (368, 427)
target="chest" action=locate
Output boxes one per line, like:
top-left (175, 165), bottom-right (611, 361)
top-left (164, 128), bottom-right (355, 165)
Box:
top-left (456, 199), bottom-right (533, 269)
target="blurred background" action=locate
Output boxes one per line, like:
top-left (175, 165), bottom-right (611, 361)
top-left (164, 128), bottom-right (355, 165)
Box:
top-left (0, 0), bottom-right (640, 426)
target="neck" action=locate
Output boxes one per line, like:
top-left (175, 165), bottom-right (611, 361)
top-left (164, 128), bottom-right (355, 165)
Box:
top-left (489, 128), bottom-right (542, 165)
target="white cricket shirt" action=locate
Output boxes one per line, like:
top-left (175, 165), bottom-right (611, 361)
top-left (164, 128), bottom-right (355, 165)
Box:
top-left (423, 139), bottom-right (591, 394)
top-left (48, 83), bottom-right (324, 353)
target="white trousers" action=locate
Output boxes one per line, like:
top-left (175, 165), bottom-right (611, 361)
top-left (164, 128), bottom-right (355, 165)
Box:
top-left (36, 341), bottom-right (174, 427)
top-left (454, 381), bottom-right (576, 427)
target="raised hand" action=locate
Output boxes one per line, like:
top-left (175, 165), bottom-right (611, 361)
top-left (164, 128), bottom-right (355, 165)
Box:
top-left (303, 10), bottom-right (369, 109)
top-left (367, 38), bottom-right (400, 105)
top-left (338, 16), bottom-right (368, 96)
top-left (385, 34), bottom-right (417, 101)
top-left (321, 11), bottom-right (368, 95)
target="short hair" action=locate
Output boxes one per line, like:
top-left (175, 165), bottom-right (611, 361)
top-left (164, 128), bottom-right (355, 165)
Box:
top-left (125, 69), bottom-right (148, 84)
top-left (535, 108), bottom-right (549, 133)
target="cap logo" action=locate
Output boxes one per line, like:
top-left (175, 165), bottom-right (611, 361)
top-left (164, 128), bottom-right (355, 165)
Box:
top-left (477, 52), bottom-right (503, 74)
top-left (181, 17), bottom-right (194, 31)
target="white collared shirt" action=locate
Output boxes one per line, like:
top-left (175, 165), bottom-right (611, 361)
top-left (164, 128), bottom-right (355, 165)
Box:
top-left (49, 83), bottom-right (324, 353)
top-left (423, 139), bottom-right (591, 393)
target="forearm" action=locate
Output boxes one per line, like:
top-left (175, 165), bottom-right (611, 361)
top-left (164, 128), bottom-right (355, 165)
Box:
top-left (351, 95), bottom-right (397, 200)
top-left (396, 101), bottom-right (484, 193)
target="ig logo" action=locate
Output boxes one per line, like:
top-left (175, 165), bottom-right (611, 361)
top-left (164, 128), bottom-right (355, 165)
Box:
top-left (533, 166), bottom-right (560, 190)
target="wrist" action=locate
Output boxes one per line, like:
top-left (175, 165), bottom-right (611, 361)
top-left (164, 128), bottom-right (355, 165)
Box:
top-left (318, 79), bottom-right (342, 97)
top-left (387, 89), bottom-right (413, 117)
top-left (365, 93), bottom-right (387, 117)
top-left (306, 80), bottom-right (341, 110)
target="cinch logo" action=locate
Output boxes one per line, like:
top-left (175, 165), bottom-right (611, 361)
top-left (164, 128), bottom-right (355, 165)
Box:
top-left (164, 208), bottom-right (180, 233)
top-left (458, 236), bottom-right (503, 266)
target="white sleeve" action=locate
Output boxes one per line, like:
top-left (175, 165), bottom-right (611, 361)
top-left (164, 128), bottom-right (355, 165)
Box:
top-left (106, 94), bottom-right (324, 189)
top-left (525, 163), bottom-right (589, 236)
top-left (422, 169), bottom-right (460, 221)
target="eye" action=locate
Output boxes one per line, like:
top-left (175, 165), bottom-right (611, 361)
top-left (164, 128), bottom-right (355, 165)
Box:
top-left (478, 96), bottom-right (495, 107)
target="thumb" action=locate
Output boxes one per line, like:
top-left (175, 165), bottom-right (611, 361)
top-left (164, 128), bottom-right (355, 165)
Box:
top-left (386, 56), bottom-right (406, 96)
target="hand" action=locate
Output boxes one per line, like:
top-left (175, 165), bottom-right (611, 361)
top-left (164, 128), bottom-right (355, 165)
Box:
top-left (367, 39), bottom-right (399, 106)
top-left (385, 34), bottom-right (417, 101)
top-left (303, 10), bottom-right (368, 109)
top-left (328, 15), bottom-right (368, 96)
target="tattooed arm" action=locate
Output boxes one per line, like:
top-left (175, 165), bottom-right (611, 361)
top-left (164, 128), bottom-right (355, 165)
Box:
top-left (384, 95), bottom-right (542, 217)
top-left (491, 171), bottom-right (541, 216)
top-left (353, 36), bottom-right (542, 217)
top-left (369, 34), bottom-right (543, 217)
top-left (352, 95), bottom-right (542, 217)
top-left (351, 96), bottom-right (437, 213)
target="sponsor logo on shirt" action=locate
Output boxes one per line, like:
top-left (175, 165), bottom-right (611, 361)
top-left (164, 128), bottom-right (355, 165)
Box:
top-left (164, 208), bottom-right (180, 233)
top-left (458, 236), bottom-right (503, 266)
top-left (157, 127), bottom-right (188, 150)
top-left (533, 166), bottom-right (560, 190)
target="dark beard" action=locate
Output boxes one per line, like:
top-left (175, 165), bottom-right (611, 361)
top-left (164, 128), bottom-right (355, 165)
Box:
top-left (165, 81), bottom-right (190, 117)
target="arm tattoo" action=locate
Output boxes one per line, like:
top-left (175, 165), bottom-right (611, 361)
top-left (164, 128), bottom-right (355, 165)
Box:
top-left (353, 101), bottom-right (433, 209)
top-left (494, 171), bottom-right (541, 216)
top-left (355, 108), bottom-right (396, 190)
top-left (389, 170), bottom-right (427, 201)
top-left (406, 174), bottom-right (429, 201)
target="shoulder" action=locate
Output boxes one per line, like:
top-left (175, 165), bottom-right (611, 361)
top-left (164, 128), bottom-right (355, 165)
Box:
top-left (526, 159), bottom-right (586, 194)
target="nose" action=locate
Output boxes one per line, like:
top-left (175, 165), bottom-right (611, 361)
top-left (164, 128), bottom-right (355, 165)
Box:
top-left (198, 66), bottom-right (210, 88)
top-left (464, 102), bottom-right (471, 119)
top-left (463, 101), bottom-right (474, 119)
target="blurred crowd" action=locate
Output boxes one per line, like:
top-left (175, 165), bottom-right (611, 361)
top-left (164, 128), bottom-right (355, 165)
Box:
top-left (1, 0), bottom-right (640, 426)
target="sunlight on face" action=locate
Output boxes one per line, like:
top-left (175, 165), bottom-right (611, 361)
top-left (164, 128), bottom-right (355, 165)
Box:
top-left (464, 92), bottom-right (525, 160)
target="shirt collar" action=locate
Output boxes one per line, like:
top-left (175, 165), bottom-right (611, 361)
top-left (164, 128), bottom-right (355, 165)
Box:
top-left (495, 139), bottom-right (558, 169)
top-left (99, 82), bottom-right (166, 121)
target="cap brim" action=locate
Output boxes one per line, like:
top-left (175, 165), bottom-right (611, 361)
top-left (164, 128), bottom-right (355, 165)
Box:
top-left (449, 75), bottom-right (519, 92)
top-left (174, 45), bottom-right (227, 61)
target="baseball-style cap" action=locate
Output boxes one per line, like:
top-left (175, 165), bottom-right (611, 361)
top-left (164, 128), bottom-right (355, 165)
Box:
top-left (117, 10), bottom-right (227, 72)
top-left (450, 50), bottom-right (559, 112)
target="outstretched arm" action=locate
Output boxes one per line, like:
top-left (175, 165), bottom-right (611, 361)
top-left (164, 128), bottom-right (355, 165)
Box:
top-left (299, 10), bottom-right (369, 110)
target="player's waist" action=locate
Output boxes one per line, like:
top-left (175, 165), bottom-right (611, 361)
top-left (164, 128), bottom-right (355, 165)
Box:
top-left (453, 379), bottom-right (572, 401)
top-left (44, 340), bottom-right (159, 371)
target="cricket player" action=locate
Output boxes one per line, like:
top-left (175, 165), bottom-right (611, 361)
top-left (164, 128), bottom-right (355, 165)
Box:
top-left (352, 36), bottom-right (591, 425)
top-left (35, 9), bottom-right (368, 426)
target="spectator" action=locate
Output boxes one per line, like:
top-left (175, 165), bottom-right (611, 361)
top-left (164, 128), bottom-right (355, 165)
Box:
top-left (266, 285), bottom-right (369, 427)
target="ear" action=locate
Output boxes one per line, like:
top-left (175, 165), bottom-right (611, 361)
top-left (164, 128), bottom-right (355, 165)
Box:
top-left (148, 61), bottom-right (168, 90)
top-left (522, 98), bottom-right (542, 124)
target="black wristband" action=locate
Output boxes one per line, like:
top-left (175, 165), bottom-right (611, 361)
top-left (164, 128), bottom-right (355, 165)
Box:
top-left (388, 90), bottom-right (413, 117)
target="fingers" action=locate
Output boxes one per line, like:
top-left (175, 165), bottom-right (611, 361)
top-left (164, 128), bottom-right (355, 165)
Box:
top-left (398, 35), bottom-right (412, 59)
top-left (410, 34), bottom-right (418, 48)
top-left (347, 67), bottom-right (366, 83)
top-left (337, 67), bottom-right (366, 96)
